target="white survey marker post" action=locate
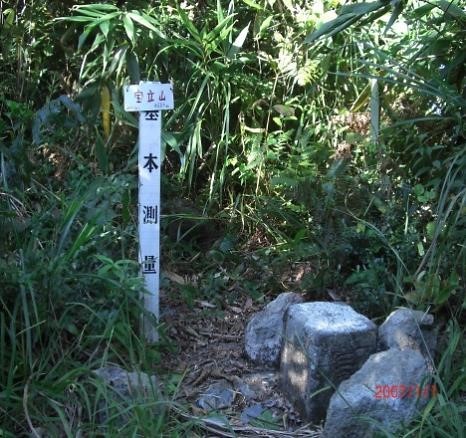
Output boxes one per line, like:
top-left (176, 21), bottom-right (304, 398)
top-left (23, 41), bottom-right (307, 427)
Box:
top-left (124, 81), bottom-right (174, 343)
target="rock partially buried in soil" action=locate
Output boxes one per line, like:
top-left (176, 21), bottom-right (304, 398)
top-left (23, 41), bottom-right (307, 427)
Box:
top-left (92, 365), bottom-right (160, 425)
top-left (196, 380), bottom-right (235, 411)
top-left (235, 371), bottom-right (279, 402)
top-left (378, 307), bottom-right (437, 359)
top-left (324, 348), bottom-right (432, 438)
top-left (280, 302), bottom-right (377, 423)
top-left (93, 365), bottom-right (159, 398)
top-left (244, 292), bottom-right (304, 367)
top-left (240, 403), bottom-right (265, 424)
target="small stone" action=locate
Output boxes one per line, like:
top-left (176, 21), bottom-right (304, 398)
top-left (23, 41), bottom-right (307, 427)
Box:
top-left (280, 302), bottom-right (377, 422)
top-left (196, 380), bottom-right (235, 411)
top-left (235, 371), bottom-right (279, 402)
top-left (378, 307), bottom-right (437, 359)
top-left (235, 381), bottom-right (257, 401)
top-left (324, 348), bottom-right (431, 437)
top-left (244, 292), bottom-right (304, 366)
top-left (240, 403), bottom-right (265, 424)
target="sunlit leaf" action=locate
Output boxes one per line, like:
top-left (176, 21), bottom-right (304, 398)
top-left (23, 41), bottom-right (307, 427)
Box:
top-left (350, 83), bottom-right (371, 112)
top-left (338, 0), bottom-right (387, 16)
top-left (3, 8), bottom-right (15, 27)
top-left (306, 0), bottom-right (390, 42)
top-left (205, 15), bottom-right (234, 44)
top-left (437, 0), bottom-right (466, 22)
top-left (305, 14), bottom-right (356, 43)
top-left (370, 78), bottom-right (379, 144)
top-left (384, 0), bottom-right (404, 35)
top-left (227, 22), bottom-right (250, 58)
top-left (74, 3), bottom-right (119, 12)
top-left (258, 15), bottom-right (274, 36)
top-left (122, 14), bottom-right (135, 44)
top-left (61, 16), bottom-right (95, 23)
top-left (99, 20), bottom-right (110, 38)
top-left (127, 11), bottom-right (167, 39)
top-left (107, 46), bottom-right (127, 77)
top-left (241, 0), bottom-right (264, 10)
top-left (127, 11), bottom-right (156, 31)
top-left (70, 9), bottom-right (103, 18)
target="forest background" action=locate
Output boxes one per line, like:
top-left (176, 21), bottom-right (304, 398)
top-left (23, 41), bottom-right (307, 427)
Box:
top-left (0, 0), bottom-right (464, 435)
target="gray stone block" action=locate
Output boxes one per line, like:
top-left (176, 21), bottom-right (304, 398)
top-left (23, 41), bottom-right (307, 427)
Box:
top-left (245, 292), bottom-right (304, 367)
top-left (93, 365), bottom-right (159, 425)
top-left (378, 307), bottom-right (437, 359)
top-left (324, 348), bottom-right (431, 437)
top-left (93, 365), bottom-right (159, 399)
top-left (280, 302), bottom-right (377, 422)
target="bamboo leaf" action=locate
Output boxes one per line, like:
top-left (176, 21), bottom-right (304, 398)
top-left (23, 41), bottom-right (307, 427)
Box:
top-left (356, 4), bottom-right (390, 27)
top-left (74, 3), bottom-right (119, 12)
top-left (325, 14), bottom-right (363, 39)
top-left (216, 0), bottom-right (225, 22)
top-left (305, 14), bottom-right (356, 43)
top-left (338, 0), bottom-right (387, 16)
top-left (126, 51), bottom-right (140, 84)
top-left (370, 78), bottom-right (380, 145)
top-left (241, 0), bottom-right (264, 10)
top-left (227, 22), bottom-right (250, 59)
top-left (60, 16), bottom-right (95, 23)
top-left (127, 12), bottom-right (167, 39)
top-left (70, 9), bottom-right (103, 18)
top-left (437, 0), bottom-right (466, 22)
top-left (306, 0), bottom-right (390, 42)
top-left (175, 7), bottom-right (202, 43)
top-left (107, 46), bottom-right (127, 77)
top-left (99, 20), bottom-right (110, 38)
top-left (258, 15), bottom-right (274, 35)
top-left (412, 4), bottom-right (435, 18)
top-left (350, 83), bottom-right (371, 112)
top-left (95, 131), bottom-right (109, 173)
top-left (123, 15), bottom-right (135, 44)
top-left (205, 15), bottom-right (234, 44)
top-left (384, 0), bottom-right (404, 35)
top-left (126, 11), bottom-right (156, 31)
top-left (78, 27), bottom-right (92, 50)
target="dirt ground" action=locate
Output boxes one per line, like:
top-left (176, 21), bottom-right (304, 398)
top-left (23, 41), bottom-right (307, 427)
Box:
top-left (160, 287), bottom-right (323, 437)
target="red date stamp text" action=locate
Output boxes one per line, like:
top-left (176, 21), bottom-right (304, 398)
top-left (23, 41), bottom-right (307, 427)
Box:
top-left (374, 384), bottom-right (438, 400)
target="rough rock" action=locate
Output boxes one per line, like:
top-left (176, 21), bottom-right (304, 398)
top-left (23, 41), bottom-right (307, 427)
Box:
top-left (280, 302), bottom-right (377, 422)
top-left (235, 371), bottom-right (279, 402)
top-left (196, 380), bottom-right (235, 411)
top-left (93, 365), bottom-right (159, 399)
top-left (93, 365), bottom-right (159, 424)
top-left (233, 371), bottom-right (280, 410)
top-left (324, 348), bottom-right (432, 437)
top-left (244, 292), bottom-right (304, 366)
top-left (378, 307), bottom-right (437, 359)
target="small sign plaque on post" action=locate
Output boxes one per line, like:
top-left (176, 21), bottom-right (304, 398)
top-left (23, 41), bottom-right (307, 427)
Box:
top-left (124, 81), bottom-right (174, 343)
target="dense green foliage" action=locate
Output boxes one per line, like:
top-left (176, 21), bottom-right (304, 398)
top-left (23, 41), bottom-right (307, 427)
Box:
top-left (1, 0), bottom-right (464, 435)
